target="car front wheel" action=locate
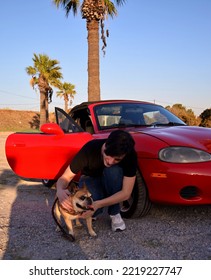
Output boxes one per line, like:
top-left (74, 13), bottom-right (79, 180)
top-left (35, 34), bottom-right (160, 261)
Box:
top-left (121, 170), bottom-right (152, 218)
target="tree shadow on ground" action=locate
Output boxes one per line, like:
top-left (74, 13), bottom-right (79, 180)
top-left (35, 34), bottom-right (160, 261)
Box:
top-left (0, 169), bottom-right (20, 186)
top-left (1, 177), bottom-right (90, 260)
top-left (29, 114), bottom-right (40, 129)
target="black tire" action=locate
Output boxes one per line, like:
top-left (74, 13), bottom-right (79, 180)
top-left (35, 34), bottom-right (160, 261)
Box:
top-left (42, 179), bottom-right (56, 188)
top-left (121, 170), bottom-right (152, 218)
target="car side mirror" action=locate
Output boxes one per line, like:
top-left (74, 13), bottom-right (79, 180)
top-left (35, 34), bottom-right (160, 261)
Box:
top-left (40, 123), bottom-right (65, 136)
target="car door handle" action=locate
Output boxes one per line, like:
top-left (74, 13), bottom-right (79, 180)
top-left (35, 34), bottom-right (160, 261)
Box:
top-left (13, 142), bottom-right (26, 147)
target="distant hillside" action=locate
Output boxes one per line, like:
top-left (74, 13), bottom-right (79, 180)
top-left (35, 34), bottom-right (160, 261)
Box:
top-left (0, 109), bottom-right (39, 131)
top-left (0, 109), bottom-right (55, 131)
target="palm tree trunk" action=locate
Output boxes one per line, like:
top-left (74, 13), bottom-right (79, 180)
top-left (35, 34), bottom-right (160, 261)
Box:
top-left (39, 91), bottom-right (49, 126)
top-left (38, 75), bottom-right (49, 127)
top-left (87, 20), bottom-right (101, 101)
top-left (39, 91), bottom-right (46, 126)
top-left (45, 94), bottom-right (49, 123)
top-left (64, 94), bottom-right (68, 112)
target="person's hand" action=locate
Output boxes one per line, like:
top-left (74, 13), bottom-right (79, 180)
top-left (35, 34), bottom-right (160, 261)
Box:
top-left (80, 201), bottom-right (99, 219)
top-left (56, 187), bottom-right (71, 210)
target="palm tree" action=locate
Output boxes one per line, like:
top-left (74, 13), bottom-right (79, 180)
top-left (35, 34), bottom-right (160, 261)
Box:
top-left (56, 82), bottom-right (76, 112)
top-left (53, 0), bottom-right (125, 101)
top-left (26, 53), bottom-right (63, 126)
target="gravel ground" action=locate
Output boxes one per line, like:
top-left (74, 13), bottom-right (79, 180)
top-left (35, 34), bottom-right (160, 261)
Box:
top-left (0, 132), bottom-right (211, 260)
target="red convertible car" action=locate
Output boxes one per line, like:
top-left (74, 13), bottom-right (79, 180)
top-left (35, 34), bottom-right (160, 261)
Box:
top-left (5, 100), bottom-right (211, 218)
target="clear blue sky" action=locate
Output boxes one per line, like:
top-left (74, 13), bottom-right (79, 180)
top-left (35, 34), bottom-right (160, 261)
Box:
top-left (0, 0), bottom-right (210, 116)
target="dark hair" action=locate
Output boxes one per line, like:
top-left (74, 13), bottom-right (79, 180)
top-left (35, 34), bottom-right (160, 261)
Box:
top-left (104, 130), bottom-right (135, 157)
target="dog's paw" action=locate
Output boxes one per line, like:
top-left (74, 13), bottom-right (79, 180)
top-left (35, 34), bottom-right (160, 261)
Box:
top-left (75, 219), bottom-right (82, 227)
top-left (55, 226), bottom-right (61, 232)
top-left (89, 230), bottom-right (97, 237)
top-left (68, 230), bottom-right (75, 237)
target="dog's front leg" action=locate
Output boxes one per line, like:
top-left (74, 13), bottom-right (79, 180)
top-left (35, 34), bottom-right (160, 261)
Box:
top-left (63, 216), bottom-right (74, 237)
top-left (86, 217), bottom-right (97, 237)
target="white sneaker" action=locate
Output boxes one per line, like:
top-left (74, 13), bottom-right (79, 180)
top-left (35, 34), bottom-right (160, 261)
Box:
top-left (110, 213), bottom-right (126, 232)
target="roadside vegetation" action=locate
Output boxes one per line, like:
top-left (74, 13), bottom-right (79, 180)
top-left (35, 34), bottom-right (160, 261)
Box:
top-left (166, 104), bottom-right (211, 127)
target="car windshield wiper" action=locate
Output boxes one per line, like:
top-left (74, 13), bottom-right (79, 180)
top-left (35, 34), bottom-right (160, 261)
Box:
top-left (149, 122), bottom-right (186, 127)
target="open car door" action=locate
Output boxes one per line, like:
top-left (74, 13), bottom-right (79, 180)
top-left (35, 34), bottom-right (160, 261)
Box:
top-left (5, 108), bottom-right (93, 180)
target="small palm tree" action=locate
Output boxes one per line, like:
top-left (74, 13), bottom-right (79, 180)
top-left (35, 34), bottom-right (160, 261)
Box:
top-left (53, 0), bottom-right (125, 101)
top-left (26, 53), bottom-right (63, 126)
top-left (56, 82), bottom-right (76, 112)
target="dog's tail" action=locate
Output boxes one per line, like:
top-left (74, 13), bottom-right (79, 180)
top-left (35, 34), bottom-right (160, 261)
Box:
top-left (51, 197), bottom-right (75, 242)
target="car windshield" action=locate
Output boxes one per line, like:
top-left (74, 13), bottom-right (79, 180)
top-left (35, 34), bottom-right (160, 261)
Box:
top-left (94, 103), bottom-right (186, 130)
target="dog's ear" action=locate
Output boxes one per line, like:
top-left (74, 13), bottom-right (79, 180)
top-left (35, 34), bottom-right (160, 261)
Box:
top-left (81, 183), bottom-right (88, 191)
top-left (69, 182), bottom-right (79, 195)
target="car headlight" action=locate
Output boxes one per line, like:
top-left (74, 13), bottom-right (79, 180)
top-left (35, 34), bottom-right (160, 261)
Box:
top-left (159, 147), bottom-right (211, 163)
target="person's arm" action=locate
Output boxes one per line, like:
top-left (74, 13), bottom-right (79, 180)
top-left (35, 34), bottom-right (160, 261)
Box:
top-left (95, 176), bottom-right (135, 209)
top-left (56, 166), bottom-right (76, 210)
top-left (80, 176), bottom-right (136, 218)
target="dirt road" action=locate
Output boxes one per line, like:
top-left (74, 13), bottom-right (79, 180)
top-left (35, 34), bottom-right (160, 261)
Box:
top-left (0, 132), bottom-right (211, 260)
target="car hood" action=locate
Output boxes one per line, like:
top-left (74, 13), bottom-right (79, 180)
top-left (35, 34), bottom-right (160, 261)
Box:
top-left (135, 126), bottom-right (211, 152)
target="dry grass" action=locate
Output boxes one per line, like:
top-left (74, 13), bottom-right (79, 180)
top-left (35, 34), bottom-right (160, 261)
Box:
top-left (0, 109), bottom-right (55, 131)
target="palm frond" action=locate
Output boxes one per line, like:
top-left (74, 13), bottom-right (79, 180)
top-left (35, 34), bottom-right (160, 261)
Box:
top-left (53, 0), bottom-right (80, 17)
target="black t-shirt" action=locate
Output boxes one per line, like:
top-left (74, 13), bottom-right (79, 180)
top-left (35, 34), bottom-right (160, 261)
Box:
top-left (70, 139), bottom-right (137, 177)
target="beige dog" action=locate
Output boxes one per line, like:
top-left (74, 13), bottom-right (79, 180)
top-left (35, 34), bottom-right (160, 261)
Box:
top-left (52, 184), bottom-right (96, 241)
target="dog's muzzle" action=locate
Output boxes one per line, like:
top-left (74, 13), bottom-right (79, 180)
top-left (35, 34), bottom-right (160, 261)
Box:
top-left (76, 197), bottom-right (94, 211)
